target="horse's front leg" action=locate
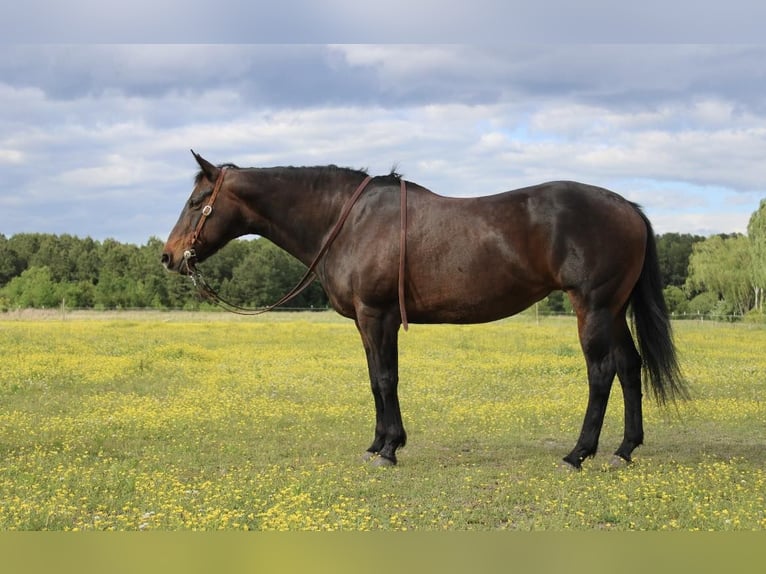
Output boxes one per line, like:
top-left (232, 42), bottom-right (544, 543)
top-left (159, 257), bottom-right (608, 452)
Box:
top-left (355, 306), bottom-right (406, 466)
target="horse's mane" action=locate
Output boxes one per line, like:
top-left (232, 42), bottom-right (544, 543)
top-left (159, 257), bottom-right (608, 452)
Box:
top-left (194, 163), bottom-right (402, 185)
top-left (267, 165), bottom-right (370, 178)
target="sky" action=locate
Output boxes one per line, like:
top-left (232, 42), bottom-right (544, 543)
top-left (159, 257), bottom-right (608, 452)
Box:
top-left (3, 11), bottom-right (766, 245)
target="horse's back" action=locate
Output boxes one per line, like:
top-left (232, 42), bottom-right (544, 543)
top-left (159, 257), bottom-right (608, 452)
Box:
top-left (410, 178), bottom-right (646, 271)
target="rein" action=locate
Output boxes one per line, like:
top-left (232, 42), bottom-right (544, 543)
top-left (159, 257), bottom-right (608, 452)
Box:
top-left (183, 172), bottom-right (410, 329)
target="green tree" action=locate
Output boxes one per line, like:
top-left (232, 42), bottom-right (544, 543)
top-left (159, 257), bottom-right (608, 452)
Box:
top-left (747, 198), bottom-right (766, 312)
top-left (222, 239), bottom-right (327, 309)
top-left (656, 233), bottom-right (705, 288)
top-left (1, 266), bottom-right (60, 308)
top-left (663, 285), bottom-right (689, 316)
top-left (687, 291), bottom-right (718, 317)
top-left (0, 235), bottom-right (23, 286)
top-left (30, 234), bottom-right (79, 282)
top-left (93, 239), bottom-right (143, 308)
top-left (72, 236), bottom-right (101, 283)
top-left (197, 239), bottom-right (252, 288)
top-left (59, 280), bottom-right (96, 308)
top-left (686, 234), bottom-right (754, 316)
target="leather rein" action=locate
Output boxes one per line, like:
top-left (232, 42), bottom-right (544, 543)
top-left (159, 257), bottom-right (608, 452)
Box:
top-left (183, 170), bottom-right (409, 330)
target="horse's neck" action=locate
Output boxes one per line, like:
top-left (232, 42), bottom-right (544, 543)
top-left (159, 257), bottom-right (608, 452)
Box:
top-left (241, 169), bottom-right (359, 267)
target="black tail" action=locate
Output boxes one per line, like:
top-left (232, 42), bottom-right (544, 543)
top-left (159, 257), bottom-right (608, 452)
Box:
top-left (629, 206), bottom-right (690, 405)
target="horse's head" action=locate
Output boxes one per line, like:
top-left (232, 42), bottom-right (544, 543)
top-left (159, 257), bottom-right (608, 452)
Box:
top-left (161, 151), bottom-right (244, 274)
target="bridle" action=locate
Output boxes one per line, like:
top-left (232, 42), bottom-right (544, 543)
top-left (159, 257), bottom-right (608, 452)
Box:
top-left (180, 169), bottom-right (410, 329)
top-left (183, 167), bottom-right (229, 267)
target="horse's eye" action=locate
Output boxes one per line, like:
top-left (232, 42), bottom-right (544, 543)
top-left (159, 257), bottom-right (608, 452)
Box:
top-left (188, 189), bottom-right (212, 209)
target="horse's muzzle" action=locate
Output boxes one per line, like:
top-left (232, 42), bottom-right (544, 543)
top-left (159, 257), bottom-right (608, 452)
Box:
top-left (160, 252), bottom-right (175, 271)
top-left (161, 249), bottom-right (199, 275)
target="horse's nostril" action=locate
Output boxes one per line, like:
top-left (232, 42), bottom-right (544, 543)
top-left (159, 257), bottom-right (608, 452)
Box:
top-left (160, 253), bottom-right (171, 268)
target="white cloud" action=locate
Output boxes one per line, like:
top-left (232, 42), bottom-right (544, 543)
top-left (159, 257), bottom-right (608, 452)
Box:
top-left (0, 148), bottom-right (24, 164)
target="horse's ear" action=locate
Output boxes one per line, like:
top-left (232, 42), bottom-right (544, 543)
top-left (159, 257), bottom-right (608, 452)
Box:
top-left (191, 149), bottom-right (220, 182)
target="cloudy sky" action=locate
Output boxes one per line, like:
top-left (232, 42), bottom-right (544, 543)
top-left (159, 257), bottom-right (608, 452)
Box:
top-left (2, 42), bottom-right (766, 244)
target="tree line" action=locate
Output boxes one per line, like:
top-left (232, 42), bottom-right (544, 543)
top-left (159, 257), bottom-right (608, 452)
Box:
top-left (2, 198), bottom-right (766, 319)
top-left (0, 234), bottom-right (327, 311)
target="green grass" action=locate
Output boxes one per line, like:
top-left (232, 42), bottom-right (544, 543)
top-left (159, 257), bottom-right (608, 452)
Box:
top-left (0, 311), bottom-right (764, 530)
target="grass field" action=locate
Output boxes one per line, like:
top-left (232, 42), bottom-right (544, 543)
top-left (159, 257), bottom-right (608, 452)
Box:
top-left (0, 310), bottom-right (764, 530)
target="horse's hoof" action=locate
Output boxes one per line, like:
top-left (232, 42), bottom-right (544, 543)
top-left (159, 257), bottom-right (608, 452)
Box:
top-left (558, 460), bottom-right (581, 472)
top-left (608, 455), bottom-right (631, 469)
top-left (361, 451), bottom-right (376, 462)
top-left (372, 455), bottom-right (396, 468)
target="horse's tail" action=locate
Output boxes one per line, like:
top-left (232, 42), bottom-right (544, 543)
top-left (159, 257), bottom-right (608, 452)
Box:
top-left (629, 205), bottom-right (690, 405)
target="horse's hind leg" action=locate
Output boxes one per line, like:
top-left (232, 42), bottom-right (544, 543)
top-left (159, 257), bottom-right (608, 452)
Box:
top-left (612, 315), bottom-right (644, 464)
top-left (563, 307), bottom-right (617, 469)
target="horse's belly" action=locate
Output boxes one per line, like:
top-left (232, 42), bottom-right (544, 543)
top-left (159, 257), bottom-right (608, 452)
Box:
top-left (407, 277), bottom-right (550, 324)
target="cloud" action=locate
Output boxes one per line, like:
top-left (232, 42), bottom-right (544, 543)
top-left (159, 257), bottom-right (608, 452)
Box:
top-left (7, 44), bottom-right (766, 112)
top-left (1, 44), bottom-right (766, 243)
top-left (0, 148), bottom-right (25, 164)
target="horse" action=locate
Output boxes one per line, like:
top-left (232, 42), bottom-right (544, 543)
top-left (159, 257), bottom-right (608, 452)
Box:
top-left (161, 151), bottom-right (687, 470)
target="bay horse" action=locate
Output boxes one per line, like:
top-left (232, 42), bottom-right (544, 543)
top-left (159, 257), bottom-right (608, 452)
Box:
top-left (161, 151), bottom-right (687, 469)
